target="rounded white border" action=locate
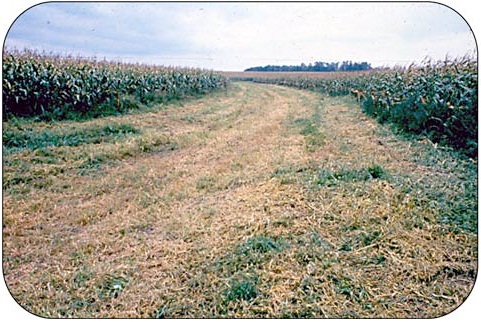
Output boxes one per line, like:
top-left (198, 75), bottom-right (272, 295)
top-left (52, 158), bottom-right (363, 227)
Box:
top-left (1, 1), bottom-right (479, 321)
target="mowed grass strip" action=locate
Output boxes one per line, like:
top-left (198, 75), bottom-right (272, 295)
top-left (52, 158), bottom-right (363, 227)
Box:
top-left (3, 121), bottom-right (139, 153)
top-left (2, 122), bottom-right (175, 193)
top-left (2, 83), bottom-right (477, 318)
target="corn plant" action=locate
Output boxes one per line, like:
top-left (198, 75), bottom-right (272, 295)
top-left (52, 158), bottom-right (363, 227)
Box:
top-left (238, 57), bottom-right (477, 157)
top-left (2, 49), bottom-right (228, 120)
top-left (358, 57), bottom-right (477, 157)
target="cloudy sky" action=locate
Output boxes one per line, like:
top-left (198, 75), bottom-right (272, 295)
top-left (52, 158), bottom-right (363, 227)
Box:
top-left (3, 1), bottom-right (477, 70)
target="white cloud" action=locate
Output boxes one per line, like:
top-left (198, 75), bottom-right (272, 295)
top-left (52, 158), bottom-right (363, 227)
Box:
top-left (4, 2), bottom-right (476, 70)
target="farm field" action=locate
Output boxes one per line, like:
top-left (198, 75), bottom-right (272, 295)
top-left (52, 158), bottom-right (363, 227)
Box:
top-left (225, 57), bottom-right (478, 159)
top-left (2, 81), bottom-right (477, 318)
top-left (221, 70), bottom-right (374, 81)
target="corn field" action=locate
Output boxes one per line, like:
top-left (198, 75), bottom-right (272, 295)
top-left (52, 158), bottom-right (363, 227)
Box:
top-left (359, 58), bottom-right (477, 158)
top-left (2, 50), bottom-right (228, 120)
top-left (235, 57), bottom-right (477, 158)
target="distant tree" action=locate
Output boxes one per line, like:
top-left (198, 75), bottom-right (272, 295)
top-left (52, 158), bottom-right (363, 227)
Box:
top-left (244, 60), bottom-right (372, 72)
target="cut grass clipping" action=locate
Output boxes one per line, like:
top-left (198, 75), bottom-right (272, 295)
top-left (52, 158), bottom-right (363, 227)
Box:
top-left (2, 82), bottom-right (476, 318)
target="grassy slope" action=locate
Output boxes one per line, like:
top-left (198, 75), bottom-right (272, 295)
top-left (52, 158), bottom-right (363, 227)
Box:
top-left (2, 82), bottom-right (477, 318)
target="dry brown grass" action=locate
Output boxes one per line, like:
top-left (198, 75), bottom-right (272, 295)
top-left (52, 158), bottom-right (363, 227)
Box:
top-left (2, 82), bottom-right (477, 318)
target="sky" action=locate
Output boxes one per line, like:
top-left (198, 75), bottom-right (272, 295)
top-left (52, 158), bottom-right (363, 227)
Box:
top-left (2, 1), bottom-right (478, 71)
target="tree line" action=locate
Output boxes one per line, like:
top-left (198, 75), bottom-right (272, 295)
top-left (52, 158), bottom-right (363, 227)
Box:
top-left (245, 61), bottom-right (372, 72)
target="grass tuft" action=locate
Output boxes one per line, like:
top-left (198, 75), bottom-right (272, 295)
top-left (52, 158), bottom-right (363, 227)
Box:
top-left (222, 274), bottom-right (259, 304)
top-left (315, 164), bottom-right (388, 187)
top-left (236, 236), bottom-right (285, 255)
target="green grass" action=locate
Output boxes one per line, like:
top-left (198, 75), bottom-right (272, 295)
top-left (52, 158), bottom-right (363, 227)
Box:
top-left (3, 122), bottom-right (139, 154)
top-left (222, 274), bottom-right (259, 304)
top-left (216, 236), bottom-right (287, 277)
top-left (315, 164), bottom-right (387, 187)
top-left (2, 117), bottom-right (176, 194)
top-left (294, 103), bottom-right (326, 152)
top-left (235, 236), bottom-right (285, 255)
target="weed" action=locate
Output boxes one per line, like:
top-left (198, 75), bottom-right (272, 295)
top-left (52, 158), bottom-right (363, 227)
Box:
top-left (315, 165), bottom-right (388, 186)
top-left (69, 299), bottom-right (93, 310)
top-left (222, 274), bottom-right (259, 304)
top-left (216, 236), bottom-right (286, 277)
top-left (135, 133), bottom-right (176, 153)
top-left (367, 165), bottom-right (386, 179)
top-left (373, 255), bottom-right (386, 265)
top-left (236, 236), bottom-right (285, 255)
top-left (340, 243), bottom-right (352, 251)
top-left (439, 204), bottom-right (477, 233)
top-left (175, 131), bottom-right (210, 149)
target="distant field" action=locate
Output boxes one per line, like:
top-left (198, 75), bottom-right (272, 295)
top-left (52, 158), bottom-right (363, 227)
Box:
top-left (221, 70), bottom-right (373, 81)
